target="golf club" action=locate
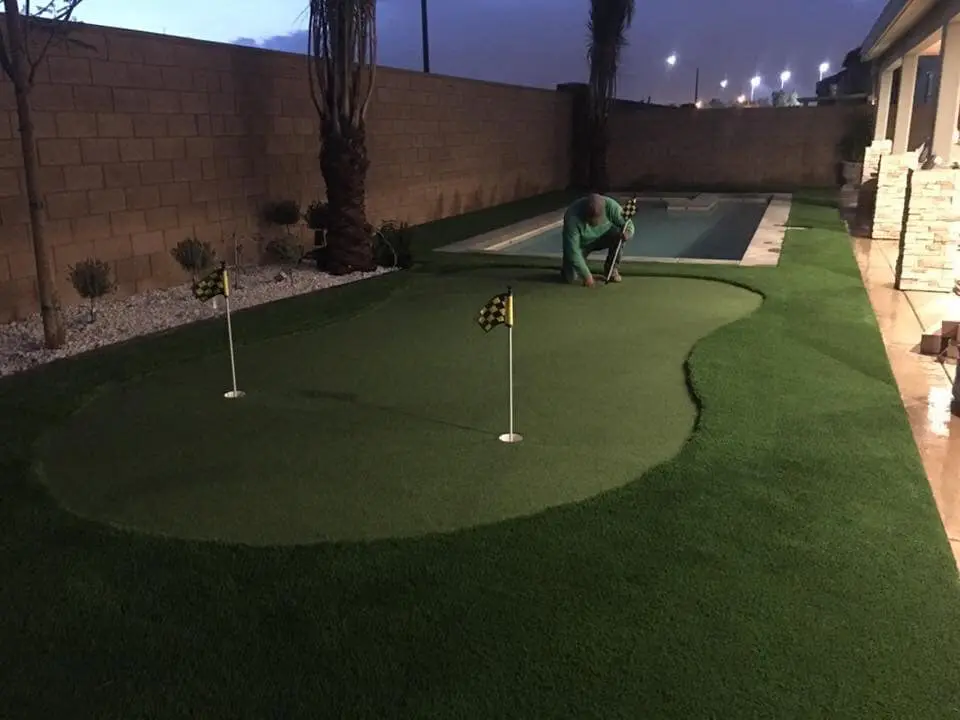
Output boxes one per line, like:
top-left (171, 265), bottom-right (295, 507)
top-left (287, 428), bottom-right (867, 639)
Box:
top-left (604, 196), bottom-right (638, 284)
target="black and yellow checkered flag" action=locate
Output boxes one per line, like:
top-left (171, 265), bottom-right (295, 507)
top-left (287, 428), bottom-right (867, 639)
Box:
top-left (477, 288), bottom-right (513, 333)
top-left (622, 196), bottom-right (638, 222)
top-left (193, 263), bottom-right (229, 303)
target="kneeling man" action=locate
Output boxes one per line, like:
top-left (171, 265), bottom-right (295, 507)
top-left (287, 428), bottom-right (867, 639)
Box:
top-left (561, 193), bottom-right (635, 287)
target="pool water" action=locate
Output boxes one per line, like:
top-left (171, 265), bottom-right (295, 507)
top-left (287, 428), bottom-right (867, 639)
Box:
top-left (496, 199), bottom-right (769, 262)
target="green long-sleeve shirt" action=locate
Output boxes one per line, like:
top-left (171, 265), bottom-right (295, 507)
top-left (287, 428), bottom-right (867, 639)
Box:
top-left (561, 195), bottom-right (635, 280)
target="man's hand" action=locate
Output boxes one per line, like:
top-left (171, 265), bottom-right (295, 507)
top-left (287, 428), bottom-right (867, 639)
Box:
top-left (583, 274), bottom-right (595, 288)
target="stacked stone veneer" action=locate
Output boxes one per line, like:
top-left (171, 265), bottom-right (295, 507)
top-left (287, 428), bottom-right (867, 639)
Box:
top-left (856, 140), bottom-right (891, 230)
top-left (895, 167), bottom-right (960, 292)
top-left (872, 151), bottom-right (919, 240)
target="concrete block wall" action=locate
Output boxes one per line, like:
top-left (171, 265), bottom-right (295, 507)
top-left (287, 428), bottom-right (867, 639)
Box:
top-left (605, 102), bottom-right (871, 189)
top-left (0, 23), bottom-right (571, 321)
top-left (0, 21), bottom-right (868, 322)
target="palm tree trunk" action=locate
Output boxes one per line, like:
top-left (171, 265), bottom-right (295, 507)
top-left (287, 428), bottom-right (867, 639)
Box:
top-left (3, 4), bottom-right (64, 348)
top-left (319, 121), bottom-right (376, 274)
top-left (587, 112), bottom-right (610, 191)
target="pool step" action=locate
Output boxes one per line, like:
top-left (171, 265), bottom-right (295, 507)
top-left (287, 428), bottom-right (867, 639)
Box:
top-left (665, 194), bottom-right (719, 212)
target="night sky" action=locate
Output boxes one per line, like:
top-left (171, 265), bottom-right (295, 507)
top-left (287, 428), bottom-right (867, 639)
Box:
top-left (74, 0), bottom-right (886, 105)
top-left (236, 0), bottom-right (886, 104)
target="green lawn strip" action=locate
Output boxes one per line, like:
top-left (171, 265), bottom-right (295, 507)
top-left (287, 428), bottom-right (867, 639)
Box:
top-left (1, 192), bottom-right (959, 719)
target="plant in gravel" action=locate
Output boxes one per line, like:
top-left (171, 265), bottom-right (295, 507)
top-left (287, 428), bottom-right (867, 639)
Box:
top-left (171, 237), bottom-right (216, 282)
top-left (68, 258), bottom-right (116, 324)
top-left (263, 200), bottom-right (303, 230)
top-left (374, 220), bottom-right (413, 269)
top-left (264, 235), bottom-right (305, 286)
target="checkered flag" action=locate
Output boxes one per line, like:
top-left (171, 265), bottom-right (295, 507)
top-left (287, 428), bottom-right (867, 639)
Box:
top-left (621, 197), bottom-right (638, 223)
top-left (193, 263), bottom-right (228, 303)
top-left (477, 290), bottom-right (513, 333)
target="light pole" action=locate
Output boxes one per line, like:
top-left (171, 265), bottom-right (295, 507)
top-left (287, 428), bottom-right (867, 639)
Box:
top-left (421, 0), bottom-right (430, 73)
top-left (779, 70), bottom-right (791, 90)
top-left (750, 75), bottom-right (761, 101)
top-left (818, 61), bottom-right (829, 82)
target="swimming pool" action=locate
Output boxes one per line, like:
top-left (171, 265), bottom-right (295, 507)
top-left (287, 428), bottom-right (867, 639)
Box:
top-left (437, 193), bottom-right (791, 266)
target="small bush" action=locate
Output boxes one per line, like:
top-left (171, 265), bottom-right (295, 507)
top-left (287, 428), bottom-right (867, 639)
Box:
top-left (264, 236), bottom-right (304, 284)
top-left (374, 220), bottom-right (414, 269)
top-left (303, 200), bottom-right (329, 231)
top-left (263, 199), bottom-right (302, 227)
top-left (171, 238), bottom-right (216, 280)
top-left (68, 258), bottom-right (115, 323)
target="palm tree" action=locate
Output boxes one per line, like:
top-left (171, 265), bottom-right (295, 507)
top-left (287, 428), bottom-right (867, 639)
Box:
top-left (307, 0), bottom-right (378, 274)
top-left (586, 0), bottom-right (636, 191)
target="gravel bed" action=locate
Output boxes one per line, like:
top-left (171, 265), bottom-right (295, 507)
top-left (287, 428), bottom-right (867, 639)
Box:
top-left (0, 264), bottom-right (396, 378)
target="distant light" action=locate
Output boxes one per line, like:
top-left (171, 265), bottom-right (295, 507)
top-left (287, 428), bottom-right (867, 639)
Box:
top-left (750, 76), bottom-right (761, 88)
top-left (819, 61), bottom-right (830, 74)
top-left (694, 100), bottom-right (702, 108)
top-left (780, 70), bottom-right (791, 85)
top-left (720, 79), bottom-right (728, 89)
top-left (666, 54), bottom-right (677, 67)
top-left (736, 94), bottom-right (746, 104)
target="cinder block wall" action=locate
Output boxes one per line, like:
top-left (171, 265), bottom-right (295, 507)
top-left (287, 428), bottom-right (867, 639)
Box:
top-left (605, 100), bottom-right (872, 189)
top-left (0, 23), bottom-right (572, 321)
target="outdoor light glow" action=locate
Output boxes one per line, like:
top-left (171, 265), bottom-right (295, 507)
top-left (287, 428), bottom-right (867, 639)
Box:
top-left (780, 70), bottom-right (791, 87)
top-left (750, 76), bottom-right (761, 88)
top-left (736, 94), bottom-right (746, 104)
top-left (694, 100), bottom-right (702, 108)
top-left (720, 79), bottom-right (728, 89)
top-left (666, 53), bottom-right (677, 66)
top-left (819, 61), bottom-right (829, 74)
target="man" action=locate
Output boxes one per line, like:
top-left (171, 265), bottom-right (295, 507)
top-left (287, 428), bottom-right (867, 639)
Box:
top-left (560, 193), bottom-right (635, 287)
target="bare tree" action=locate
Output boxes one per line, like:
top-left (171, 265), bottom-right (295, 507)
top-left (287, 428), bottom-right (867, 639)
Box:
top-left (307, 0), bottom-right (378, 275)
top-left (0, 1), bottom-right (85, 348)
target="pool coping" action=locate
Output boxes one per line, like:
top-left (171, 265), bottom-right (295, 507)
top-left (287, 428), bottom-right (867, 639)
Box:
top-left (434, 192), bottom-right (792, 267)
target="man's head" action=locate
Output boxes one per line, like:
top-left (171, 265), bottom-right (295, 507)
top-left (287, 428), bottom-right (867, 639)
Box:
top-left (584, 193), bottom-right (605, 226)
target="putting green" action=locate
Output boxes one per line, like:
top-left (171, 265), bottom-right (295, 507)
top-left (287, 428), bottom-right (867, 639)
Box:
top-left (37, 274), bottom-right (760, 544)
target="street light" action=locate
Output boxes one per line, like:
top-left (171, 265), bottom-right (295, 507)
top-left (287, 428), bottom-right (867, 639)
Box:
top-left (666, 53), bottom-right (677, 67)
top-left (750, 75), bottom-right (761, 101)
top-left (720, 78), bottom-right (728, 89)
top-left (694, 100), bottom-right (702, 109)
top-left (818, 61), bottom-right (829, 81)
top-left (736, 94), bottom-right (746, 104)
top-left (779, 70), bottom-right (791, 89)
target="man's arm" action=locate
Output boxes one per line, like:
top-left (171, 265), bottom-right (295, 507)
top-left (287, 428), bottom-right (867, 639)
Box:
top-left (604, 197), bottom-right (635, 238)
top-left (562, 218), bottom-right (592, 281)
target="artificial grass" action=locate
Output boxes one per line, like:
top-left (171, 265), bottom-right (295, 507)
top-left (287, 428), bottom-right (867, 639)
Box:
top-left (1, 192), bottom-right (960, 718)
top-left (38, 275), bottom-right (759, 544)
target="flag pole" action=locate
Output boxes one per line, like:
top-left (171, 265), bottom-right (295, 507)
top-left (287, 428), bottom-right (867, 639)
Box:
top-left (499, 286), bottom-right (521, 443)
top-left (222, 264), bottom-right (244, 399)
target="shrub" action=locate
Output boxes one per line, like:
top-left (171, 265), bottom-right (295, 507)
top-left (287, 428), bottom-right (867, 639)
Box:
top-left (263, 199), bottom-right (302, 227)
top-left (68, 258), bottom-right (115, 323)
top-left (171, 238), bottom-right (216, 281)
top-left (374, 220), bottom-right (414, 269)
top-left (303, 200), bottom-right (329, 231)
top-left (264, 236), bottom-right (304, 284)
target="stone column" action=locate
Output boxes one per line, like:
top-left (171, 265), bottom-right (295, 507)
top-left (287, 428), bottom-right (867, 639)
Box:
top-left (857, 139), bottom-right (893, 232)
top-left (892, 54), bottom-right (919, 153)
top-left (895, 167), bottom-right (960, 292)
top-left (931, 21), bottom-right (960, 161)
top-left (872, 150), bottom-right (920, 239)
top-left (874, 67), bottom-right (894, 143)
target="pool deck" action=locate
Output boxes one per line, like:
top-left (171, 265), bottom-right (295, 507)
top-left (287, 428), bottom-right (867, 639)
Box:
top-left (435, 192), bottom-right (791, 267)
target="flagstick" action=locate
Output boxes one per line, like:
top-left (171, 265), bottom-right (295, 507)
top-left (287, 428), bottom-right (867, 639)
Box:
top-left (499, 288), bottom-right (521, 443)
top-left (222, 268), bottom-right (244, 399)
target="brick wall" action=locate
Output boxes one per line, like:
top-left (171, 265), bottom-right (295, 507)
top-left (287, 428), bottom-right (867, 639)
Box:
top-left (604, 101), bottom-right (872, 189)
top-left (0, 23), bottom-right (571, 321)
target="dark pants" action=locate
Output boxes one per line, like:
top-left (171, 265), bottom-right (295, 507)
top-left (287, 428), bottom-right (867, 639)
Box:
top-left (560, 228), bottom-right (622, 284)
